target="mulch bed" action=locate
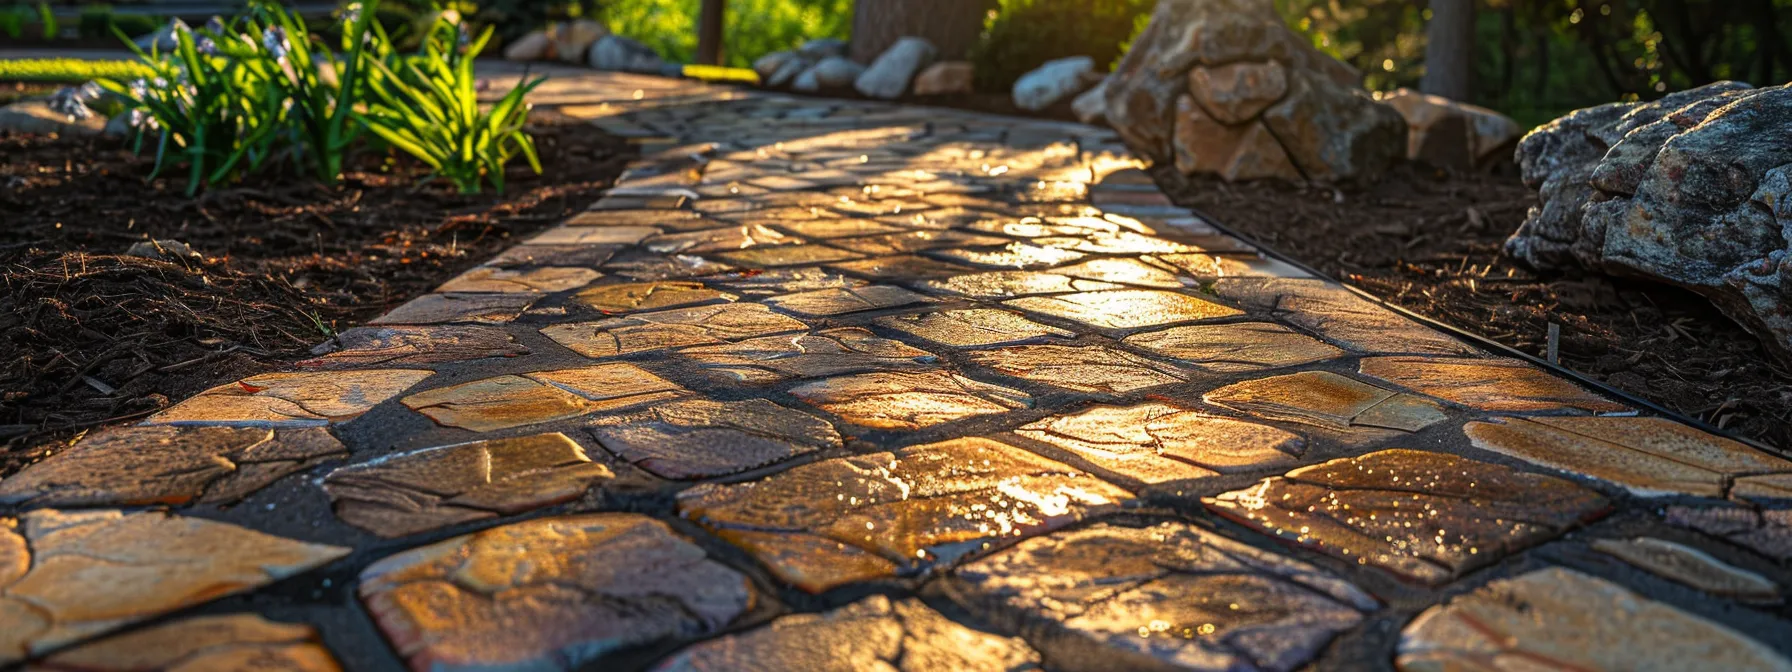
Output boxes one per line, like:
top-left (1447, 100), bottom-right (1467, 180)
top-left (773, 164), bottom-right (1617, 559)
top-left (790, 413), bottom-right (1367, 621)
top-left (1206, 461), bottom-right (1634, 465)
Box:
top-left (0, 112), bottom-right (629, 475)
top-left (1155, 163), bottom-right (1792, 451)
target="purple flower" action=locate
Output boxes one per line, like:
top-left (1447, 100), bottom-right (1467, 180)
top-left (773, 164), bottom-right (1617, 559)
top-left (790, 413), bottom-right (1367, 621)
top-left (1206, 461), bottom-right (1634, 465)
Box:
top-left (262, 25), bottom-right (289, 61)
top-left (47, 86), bottom-right (93, 121)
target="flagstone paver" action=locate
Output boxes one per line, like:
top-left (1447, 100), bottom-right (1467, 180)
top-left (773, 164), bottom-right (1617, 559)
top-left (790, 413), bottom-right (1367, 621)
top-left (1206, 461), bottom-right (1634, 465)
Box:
top-left (1465, 416), bottom-right (1792, 499)
top-left (359, 514), bottom-right (750, 672)
top-left (587, 399), bottom-right (840, 479)
top-left (298, 325), bottom-right (530, 368)
top-left (1396, 568), bottom-right (1792, 671)
top-left (650, 595), bottom-right (1043, 672)
top-left (1590, 537), bottom-right (1781, 602)
top-left (1203, 370), bottom-right (1449, 434)
top-left (401, 364), bottom-right (686, 432)
top-left (0, 509), bottom-right (348, 664)
top-left (1016, 403), bottom-right (1305, 484)
top-left (323, 432), bottom-right (614, 537)
top-left (679, 437), bottom-right (1132, 592)
top-left (1206, 450), bottom-right (1610, 584)
top-left (145, 369), bottom-right (431, 427)
top-left (946, 521), bottom-right (1376, 672)
top-left (0, 426), bottom-right (344, 507)
top-left (540, 303), bottom-right (807, 358)
top-left (27, 613), bottom-right (341, 672)
top-left (26, 66), bottom-right (1791, 670)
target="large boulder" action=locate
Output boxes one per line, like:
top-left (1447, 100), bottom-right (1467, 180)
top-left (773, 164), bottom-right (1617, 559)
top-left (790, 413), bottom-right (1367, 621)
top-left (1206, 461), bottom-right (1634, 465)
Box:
top-left (855, 37), bottom-right (936, 99)
top-left (1380, 89), bottom-right (1522, 170)
top-left (913, 61), bottom-right (975, 96)
top-left (1103, 0), bottom-right (1401, 183)
top-left (1506, 82), bottom-right (1792, 364)
top-left (1012, 56), bottom-right (1104, 112)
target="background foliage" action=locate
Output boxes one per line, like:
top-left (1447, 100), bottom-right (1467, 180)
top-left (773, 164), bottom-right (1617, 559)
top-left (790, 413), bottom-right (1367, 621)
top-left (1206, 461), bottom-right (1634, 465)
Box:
top-left (601, 0), bottom-right (851, 68)
top-left (968, 0), bottom-right (1150, 92)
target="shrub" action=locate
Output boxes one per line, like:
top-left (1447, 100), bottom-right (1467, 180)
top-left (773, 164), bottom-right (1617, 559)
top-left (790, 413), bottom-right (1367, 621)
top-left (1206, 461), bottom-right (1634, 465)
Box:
top-left (357, 14), bottom-right (543, 193)
top-left (235, 0), bottom-right (382, 183)
top-left (969, 0), bottom-right (1149, 93)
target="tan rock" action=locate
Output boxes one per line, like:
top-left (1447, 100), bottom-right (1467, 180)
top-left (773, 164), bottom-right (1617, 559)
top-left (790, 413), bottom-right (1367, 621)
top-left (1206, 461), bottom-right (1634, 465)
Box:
top-left (1187, 60), bottom-right (1288, 124)
top-left (1208, 450), bottom-right (1609, 585)
top-left (1258, 68), bottom-right (1407, 183)
top-left (29, 613), bottom-right (341, 672)
top-left (1379, 88), bottom-right (1522, 167)
top-left (1016, 402), bottom-right (1304, 484)
top-left (550, 19), bottom-right (608, 64)
top-left (1591, 537), bottom-right (1780, 602)
top-left (678, 438), bottom-right (1132, 592)
top-left (912, 61), bottom-right (975, 96)
top-left (0, 510), bottom-right (349, 664)
top-left (1464, 416), bottom-right (1792, 499)
top-left (1172, 96), bottom-right (1301, 181)
top-left (324, 433), bottom-right (615, 537)
top-left (0, 426), bottom-right (345, 507)
top-left (1397, 568), bottom-right (1792, 671)
top-left (502, 29), bottom-right (554, 62)
top-left (145, 370), bottom-right (431, 427)
top-left (401, 364), bottom-right (686, 432)
top-left (359, 514), bottom-right (750, 671)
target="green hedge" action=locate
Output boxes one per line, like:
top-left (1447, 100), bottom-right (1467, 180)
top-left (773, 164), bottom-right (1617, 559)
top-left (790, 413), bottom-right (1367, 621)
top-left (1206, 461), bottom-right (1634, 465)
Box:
top-left (0, 58), bottom-right (153, 83)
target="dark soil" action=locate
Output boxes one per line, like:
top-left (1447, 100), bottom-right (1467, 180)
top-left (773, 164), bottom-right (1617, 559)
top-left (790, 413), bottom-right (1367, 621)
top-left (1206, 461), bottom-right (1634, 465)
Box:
top-left (0, 113), bottom-right (629, 474)
top-left (1156, 163), bottom-right (1792, 451)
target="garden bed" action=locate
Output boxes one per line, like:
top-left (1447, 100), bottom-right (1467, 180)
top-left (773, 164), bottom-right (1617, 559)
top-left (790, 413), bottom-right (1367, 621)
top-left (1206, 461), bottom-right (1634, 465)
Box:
top-left (0, 113), bottom-right (629, 475)
top-left (1155, 164), bottom-right (1792, 451)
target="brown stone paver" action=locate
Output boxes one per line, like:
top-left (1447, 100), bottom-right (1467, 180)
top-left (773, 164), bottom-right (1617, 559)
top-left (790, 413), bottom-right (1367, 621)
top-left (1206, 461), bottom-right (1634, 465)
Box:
top-left (27, 66), bottom-right (1790, 670)
top-left (359, 514), bottom-right (750, 672)
top-left (27, 614), bottom-right (341, 672)
top-left (1396, 568), bottom-right (1792, 671)
top-left (947, 521), bottom-right (1375, 672)
top-left (1206, 450), bottom-right (1610, 584)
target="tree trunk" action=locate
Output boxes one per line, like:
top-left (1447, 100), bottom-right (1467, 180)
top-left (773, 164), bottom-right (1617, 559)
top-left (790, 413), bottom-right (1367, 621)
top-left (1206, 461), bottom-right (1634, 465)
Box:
top-left (695, 0), bottom-right (725, 65)
top-left (1420, 0), bottom-right (1475, 101)
top-left (850, 0), bottom-right (993, 63)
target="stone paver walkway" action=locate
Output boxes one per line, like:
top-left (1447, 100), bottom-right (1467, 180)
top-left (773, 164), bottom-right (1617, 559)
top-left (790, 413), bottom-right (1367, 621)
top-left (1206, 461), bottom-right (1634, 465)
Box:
top-left (3, 66), bottom-right (1792, 671)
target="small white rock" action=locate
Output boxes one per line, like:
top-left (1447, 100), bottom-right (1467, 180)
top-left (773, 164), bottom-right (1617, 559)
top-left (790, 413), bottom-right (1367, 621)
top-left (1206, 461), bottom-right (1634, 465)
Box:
top-left (1013, 56), bottom-right (1103, 112)
top-left (854, 37), bottom-right (937, 100)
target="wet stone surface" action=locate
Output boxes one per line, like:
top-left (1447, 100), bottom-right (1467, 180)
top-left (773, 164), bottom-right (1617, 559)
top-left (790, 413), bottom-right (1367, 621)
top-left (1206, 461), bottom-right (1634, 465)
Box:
top-left (146, 369), bottom-right (431, 428)
top-left (677, 327), bottom-right (937, 383)
top-left (790, 370), bottom-right (1034, 430)
top-left (27, 614), bottom-right (341, 672)
top-left (436, 266), bottom-right (602, 293)
top-left (1590, 537), bottom-right (1781, 602)
top-left (762, 285), bottom-right (931, 317)
top-left (1203, 371), bottom-right (1448, 434)
top-left (1397, 568), bottom-right (1792, 671)
top-left (359, 514), bottom-right (751, 672)
top-left (0, 426), bottom-right (345, 507)
top-left (918, 271), bottom-right (1122, 298)
top-left (1005, 289), bottom-right (1241, 332)
top-left (1359, 356), bottom-right (1628, 413)
top-left (401, 364), bottom-right (687, 432)
top-left (969, 345), bottom-right (1189, 395)
top-left (587, 399), bottom-right (841, 479)
top-left (1206, 450), bottom-right (1611, 585)
top-left (1123, 322), bottom-right (1346, 373)
top-left (1213, 279), bottom-right (1475, 356)
top-left (372, 293), bottom-right (539, 325)
top-left (873, 309), bottom-right (1074, 348)
top-left (1, 509), bottom-right (349, 664)
top-left (946, 521), bottom-right (1376, 672)
top-left (574, 281), bottom-right (735, 314)
top-left (540, 303), bottom-right (807, 359)
top-left (298, 325), bottom-right (530, 368)
top-left (1016, 403), bottom-right (1305, 484)
top-left (323, 433), bottom-right (615, 538)
top-left (651, 595), bottom-right (1043, 672)
top-left (678, 437), bottom-right (1133, 592)
top-left (1465, 416), bottom-right (1792, 499)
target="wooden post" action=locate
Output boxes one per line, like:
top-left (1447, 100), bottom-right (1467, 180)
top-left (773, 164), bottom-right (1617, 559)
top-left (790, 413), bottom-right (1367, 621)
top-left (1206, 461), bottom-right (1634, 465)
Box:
top-left (696, 0), bottom-right (725, 65)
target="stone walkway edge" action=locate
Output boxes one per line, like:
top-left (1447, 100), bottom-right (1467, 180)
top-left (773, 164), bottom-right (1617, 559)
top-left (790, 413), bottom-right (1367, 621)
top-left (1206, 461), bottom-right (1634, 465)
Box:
top-left (2, 68), bottom-right (1790, 672)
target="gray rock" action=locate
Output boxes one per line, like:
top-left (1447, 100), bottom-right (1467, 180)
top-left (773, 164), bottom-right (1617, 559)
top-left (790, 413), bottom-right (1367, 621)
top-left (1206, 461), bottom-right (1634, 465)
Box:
top-left (854, 37), bottom-right (936, 99)
top-left (587, 34), bottom-right (666, 74)
top-left (793, 56), bottom-right (864, 92)
top-left (1507, 83), bottom-right (1792, 364)
top-left (752, 50), bottom-right (799, 81)
top-left (797, 37), bottom-right (848, 60)
top-left (1071, 76), bottom-right (1110, 125)
top-left (1012, 56), bottom-right (1102, 112)
top-left (765, 55), bottom-right (812, 88)
top-left (124, 239), bottom-right (203, 262)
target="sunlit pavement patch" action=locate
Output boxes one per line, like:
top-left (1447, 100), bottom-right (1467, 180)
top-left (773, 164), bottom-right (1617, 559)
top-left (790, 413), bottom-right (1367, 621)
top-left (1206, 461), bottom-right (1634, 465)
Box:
top-left (540, 303), bottom-right (807, 359)
top-left (145, 369), bottom-right (431, 428)
top-left (435, 266), bottom-right (603, 293)
top-left (323, 433), bottom-right (614, 538)
top-left (299, 325), bottom-right (530, 368)
top-left (1203, 370), bottom-right (1448, 434)
top-left (1464, 416), bottom-right (1792, 499)
top-left (677, 437), bottom-right (1132, 592)
top-left (1206, 449), bottom-right (1609, 585)
top-left (1004, 289), bottom-right (1242, 332)
top-left (761, 285), bottom-right (931, 317)
top-left (946, 521), bottom-right (1375, 672)
top-left (968, 345), bottom-right (1189, 395)
top-left (587, 398), bottom-right (840, 479)
top-left (1123, 322), bottom-right (1346, 373)
top-left (1396, 568), bottom-right (1792, 671)
top-left (1589, 537), bottom-right (1780, 602)
top-left (401, 364), bottom-right (686, 432)
top-left (26, 613), bottom-right (341, 672)
top-left (1016, 403), bottom-right (1305, 484)
top-left (789, 370), bottom-right (1033, 430)
top-left (650, 595), bottom-right (1042, 672)
top-left (371, 293), bottom-right (540, 325)
top-left (1359, 356), bottom-right (1629, 413)
top-left (0, 426), bottom-right (345, 507)
top-left (359, 514), bottom-right (751, 672)
top-left (873, 309), bottom-right (1074, 348)
top-left (574, 281), bottom-right (735, 313)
